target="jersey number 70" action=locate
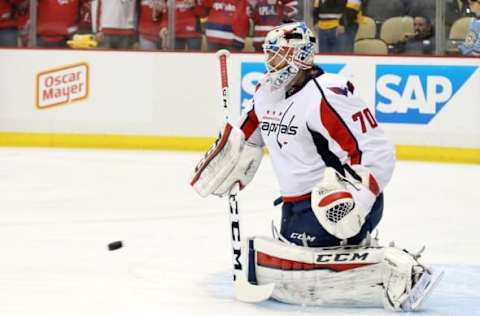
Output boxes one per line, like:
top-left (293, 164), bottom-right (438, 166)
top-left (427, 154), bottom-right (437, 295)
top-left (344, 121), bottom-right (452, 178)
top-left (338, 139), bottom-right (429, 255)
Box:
top-left (352, 108), bottom-right (378, 133)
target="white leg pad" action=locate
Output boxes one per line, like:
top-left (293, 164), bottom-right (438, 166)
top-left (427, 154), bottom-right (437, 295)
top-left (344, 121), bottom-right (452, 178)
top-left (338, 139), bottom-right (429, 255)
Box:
top-left (248, 237), bottom-right (442, 311)
top-left (250, 237), bottom-right (385, 306)
top-left (257, 264), bottom-right (385, 306)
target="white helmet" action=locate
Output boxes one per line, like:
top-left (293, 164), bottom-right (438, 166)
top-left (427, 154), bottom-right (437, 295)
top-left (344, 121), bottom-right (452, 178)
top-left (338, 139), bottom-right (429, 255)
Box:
top-left (262, 22), bottom-right (316, 89)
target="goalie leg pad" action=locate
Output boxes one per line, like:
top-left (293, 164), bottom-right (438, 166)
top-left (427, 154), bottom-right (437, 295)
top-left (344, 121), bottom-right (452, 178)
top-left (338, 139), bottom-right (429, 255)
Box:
top-left (190, 122), bottom-right (262, 197)
top-left (247, 237), bottom-right (441, 311)
top-left (248, 237), bottom-right (385, 306)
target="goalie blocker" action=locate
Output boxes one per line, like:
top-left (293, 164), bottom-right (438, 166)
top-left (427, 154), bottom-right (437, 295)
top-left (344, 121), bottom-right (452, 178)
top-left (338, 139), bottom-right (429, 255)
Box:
top-left (190, 122), bottom-right (263, 197)
top-left (246, 236), bottom-right (443, 312)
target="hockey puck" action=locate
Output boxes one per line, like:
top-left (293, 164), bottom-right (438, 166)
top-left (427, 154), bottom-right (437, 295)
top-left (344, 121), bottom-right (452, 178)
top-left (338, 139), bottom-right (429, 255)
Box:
top-left (108, 241), bottom-right (123, 251)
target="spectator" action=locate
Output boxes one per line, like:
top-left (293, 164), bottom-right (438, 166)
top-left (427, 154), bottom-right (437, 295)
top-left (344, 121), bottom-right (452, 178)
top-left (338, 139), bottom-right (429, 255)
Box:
top-left (363, 0), bottom-right (408, 24)
top-left (31, 0), bottom-right (91, 48)
top-left (404, 0), bottom-right (436, 23)
top-left (459, 0), bottom-right (480, 56)
top-left (203, 0), bottom-right (250, 51)
top-left (446, 0), bottom-right (471, 28)
top-left (15, 3), bottom-right (28, 46)
top-left (295, 0), bottom-right (304, 20)
top-left (248, 0), bottom-right (298, 51)
top-left (96, 0), bottom-right (137, 49)
top-left (0, 0), bottom-right (26, 47)
top-left (393, 15), bottom-right (435, 55)
top-left (313, 0), bottom-right (364, 53)
top-left (138, 0), bottom-right (163, 49)
top-left (157, 0), bottom-right (206, 50)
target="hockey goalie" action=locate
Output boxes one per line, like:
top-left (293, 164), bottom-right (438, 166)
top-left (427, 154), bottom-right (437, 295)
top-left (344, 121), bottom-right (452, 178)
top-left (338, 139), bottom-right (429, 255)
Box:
top-left (190, 21), bottom-right (442, 312)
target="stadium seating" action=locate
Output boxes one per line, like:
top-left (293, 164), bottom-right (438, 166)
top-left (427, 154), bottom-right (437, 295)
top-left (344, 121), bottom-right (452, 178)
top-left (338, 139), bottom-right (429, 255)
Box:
top-left (354, 38), bottom-right (388, 55)
top-left (355, 16), bottom-right (377, 41)
top-left (379, 16), bottom-right (414, 45)
top-left (447, 17), bottom-right (473, 54)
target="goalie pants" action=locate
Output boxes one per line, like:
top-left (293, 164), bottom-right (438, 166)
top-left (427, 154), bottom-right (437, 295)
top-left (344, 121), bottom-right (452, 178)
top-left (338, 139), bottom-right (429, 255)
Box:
top-left (279, 194), bottom-right (384, 247)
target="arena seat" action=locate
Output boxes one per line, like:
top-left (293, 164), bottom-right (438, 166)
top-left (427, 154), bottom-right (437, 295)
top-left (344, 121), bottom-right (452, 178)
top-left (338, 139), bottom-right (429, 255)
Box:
top-left (354, 38), bottom-right (388, 55)
top-left (379, 16), bottom-right (414, 45)
top-left (355, 16), bottom-right (377, 41)
top-left (447, 17), bottom-right (473, 54)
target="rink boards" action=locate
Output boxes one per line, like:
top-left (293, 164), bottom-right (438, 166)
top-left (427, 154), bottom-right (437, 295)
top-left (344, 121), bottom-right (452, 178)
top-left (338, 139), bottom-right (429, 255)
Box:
top-left (0, 49), bottom-right (478, 163)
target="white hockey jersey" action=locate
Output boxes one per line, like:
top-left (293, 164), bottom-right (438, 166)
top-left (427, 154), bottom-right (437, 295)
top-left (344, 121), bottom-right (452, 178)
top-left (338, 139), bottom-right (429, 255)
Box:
top-left (97, 0), bottom-right (137, 33)
top-left (238, 68), bottom-right (395, 201)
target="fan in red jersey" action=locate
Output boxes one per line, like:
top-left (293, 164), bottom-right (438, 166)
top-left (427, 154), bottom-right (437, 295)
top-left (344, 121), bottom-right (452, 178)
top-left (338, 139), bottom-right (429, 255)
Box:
top-left (248, 0), bottom-right (298, 51)
top-left (138, 0), bottom-right (163, 49)
top-left (34, 0), bottom-right (92, 48)
top-left (156, 0), bottom-right (207, 51)
top-left (203, 0), bottom-right (250, 51)
top-left (0, 0), bottom-right (27, 47)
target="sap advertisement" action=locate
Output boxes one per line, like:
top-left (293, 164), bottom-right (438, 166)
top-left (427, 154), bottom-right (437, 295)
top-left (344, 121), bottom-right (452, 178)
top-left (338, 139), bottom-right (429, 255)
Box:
top-left (239, 55), bottom-right (480, 148)
top-left (375, 64), bottom-right (477, 124)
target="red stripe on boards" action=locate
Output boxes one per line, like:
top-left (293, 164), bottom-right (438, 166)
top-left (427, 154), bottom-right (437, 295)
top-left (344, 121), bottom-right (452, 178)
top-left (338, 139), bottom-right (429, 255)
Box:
top-left (320, 98), bottom-right (361, 164)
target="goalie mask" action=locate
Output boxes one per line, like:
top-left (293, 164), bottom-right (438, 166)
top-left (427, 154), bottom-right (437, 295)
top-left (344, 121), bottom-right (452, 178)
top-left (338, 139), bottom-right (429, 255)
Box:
top-left (262, 22), bottom-right (316, 89)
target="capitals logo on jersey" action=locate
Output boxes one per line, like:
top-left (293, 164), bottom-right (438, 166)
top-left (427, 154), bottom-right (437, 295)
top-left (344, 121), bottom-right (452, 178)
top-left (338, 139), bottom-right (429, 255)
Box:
top-left (241, 62), bottom-right (345, 114)
top-left (375, 65), bottom-right (477, 124)
top-left (259, 101), bottom-right (298, 148)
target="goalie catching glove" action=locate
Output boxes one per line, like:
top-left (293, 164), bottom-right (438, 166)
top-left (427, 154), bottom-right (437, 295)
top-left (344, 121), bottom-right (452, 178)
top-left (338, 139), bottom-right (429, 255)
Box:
top-left (311, 166), bottom-right (380, 240)
top-left (190, 122), bottom-right (263, 197)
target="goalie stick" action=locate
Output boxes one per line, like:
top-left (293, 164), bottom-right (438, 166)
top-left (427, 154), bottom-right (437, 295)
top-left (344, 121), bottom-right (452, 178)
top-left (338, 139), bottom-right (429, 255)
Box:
top-left (215, 49), bottom-right (275, 303)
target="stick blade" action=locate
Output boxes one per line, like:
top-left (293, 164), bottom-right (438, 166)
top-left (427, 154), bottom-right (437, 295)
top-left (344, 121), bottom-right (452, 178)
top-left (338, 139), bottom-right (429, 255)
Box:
top-left (234, 273), bottom-right (275, 303)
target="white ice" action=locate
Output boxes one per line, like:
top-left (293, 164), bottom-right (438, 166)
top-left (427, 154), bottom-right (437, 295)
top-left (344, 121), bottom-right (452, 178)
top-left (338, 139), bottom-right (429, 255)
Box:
top-left (0, 148), bottom-right (479, 316)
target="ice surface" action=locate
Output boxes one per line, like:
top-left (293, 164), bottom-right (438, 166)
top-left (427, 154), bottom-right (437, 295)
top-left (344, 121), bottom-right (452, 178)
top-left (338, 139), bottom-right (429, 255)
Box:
top-left (0, 148), bottom-right (479, 316)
